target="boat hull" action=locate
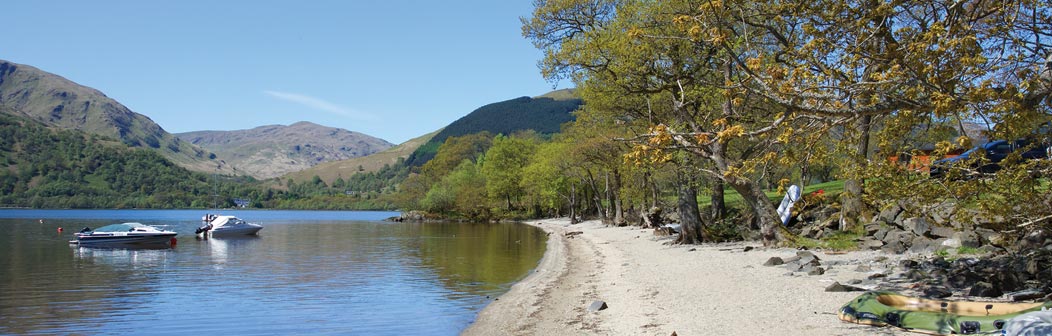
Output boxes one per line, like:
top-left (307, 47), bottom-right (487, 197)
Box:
top-left (72, 233), bottom-right (177, 247)
top-left (838, 291), bottom-right (1052, 335)
top-left (207, 224), bottom-right (263, 237)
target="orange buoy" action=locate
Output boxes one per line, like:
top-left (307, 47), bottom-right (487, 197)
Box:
top-left (57, 227), bottom-right (63, 233)
top-left (170, 237), bottom-right (178, 247)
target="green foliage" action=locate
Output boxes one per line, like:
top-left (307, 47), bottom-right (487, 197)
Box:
top-left (482, 135), bottom-right (538, 210)
top-left (0, 113), bottom-right (398, 210)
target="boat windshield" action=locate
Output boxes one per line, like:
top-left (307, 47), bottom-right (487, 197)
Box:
top-left (92, 223), bottom-right (151, 232)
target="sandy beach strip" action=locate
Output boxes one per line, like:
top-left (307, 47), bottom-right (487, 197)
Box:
top-left (463, 218), bottom-right (913, 336)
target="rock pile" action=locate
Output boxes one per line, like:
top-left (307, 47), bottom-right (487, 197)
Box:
top-left (898, 249), bottom-right (1052, 299)
top-left (792, 202), bottom-right (1007, 255)
top-left (764, 250), bottom-right (826, 275)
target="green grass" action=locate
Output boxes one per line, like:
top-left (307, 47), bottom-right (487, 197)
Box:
top-left (792, 226), bottom-right (864, 251)
top-left (698, 179), bottom-right (846, 208)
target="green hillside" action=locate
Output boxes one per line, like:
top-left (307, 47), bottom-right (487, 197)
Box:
top-left (0, 111), bottom-right (218, 208)
top-left (0, 59), bottom-right (233, 175)
top-left (405, 90), bottom-right (582, 166)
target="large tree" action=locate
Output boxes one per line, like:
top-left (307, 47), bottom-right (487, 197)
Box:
top-left (526, 0), bottom-right (1052, 244)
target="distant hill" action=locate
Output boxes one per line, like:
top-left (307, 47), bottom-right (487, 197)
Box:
top-left (177, 121), bottom-right (395, 179)
top-left (283, 129), bottom-right (439, 185)
top-left (405, 89), bottom-right (582, 166)
top-left (0, 59), bottom-right (231, 174)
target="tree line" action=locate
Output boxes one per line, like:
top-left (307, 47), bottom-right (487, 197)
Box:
top-left (396, 0), bottom-right (1052, 247)
top-left (0, 113), bottom-right (396, 210)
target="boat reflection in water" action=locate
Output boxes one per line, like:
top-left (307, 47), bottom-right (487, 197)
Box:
top-left (199, 235), bottom-right (262, 267)
top-left (72, 244), bottom-right (173, 267)
top-left (69, 223), bottom-right (177, 248)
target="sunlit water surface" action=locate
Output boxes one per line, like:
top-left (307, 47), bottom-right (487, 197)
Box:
top-left (0, 210), bottom-right (546, 335)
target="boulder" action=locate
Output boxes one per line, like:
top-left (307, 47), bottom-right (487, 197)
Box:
top-left (953, 231), bottom-right (982, 249)
top-left (825, 282), bottom-right (866, 292)
top-left (808, 267), bottom-right (826, 276)
top-left (967, 282), bottom-right (1002, 298)
top-left (909, 236), bottom-right (936, 254)
top-left (903, 217), bottom-right (932, 236)
top-left (922, 286), bottom-right (953, 299)
top-left (974, 228), bottom-right (1005, 247)
top-left (863, 221), bottom-right (884, 235)
top-left (763, 257), bottom-right (785, 266)
top-left (797, 251), bottom-right (820, 264)
top-left (879, 204), bottom-right (904, 225)
top-left (941, 238), bottom-right (962, 249)
top-left (874, 227), bottom-right (890, 241)
top-left (1020, 229), bottom-right (1052, 251)
top-left (862, 239), bottom-right (884, 250)
top-left (929, 226), bottom-right (955, 239)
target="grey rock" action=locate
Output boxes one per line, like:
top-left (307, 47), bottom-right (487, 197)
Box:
top-left (967, 282), bottom-right (1002, 298)
top-left (796, 251), bottom-right (820, 264)
top-left (953, 231), bottom-right (982, 249)
top-left (863, 239), bottom-right (884, 250)
top-left (763, 257), bottom-right (785, 266)
top-left (922, 286), bottom-right (953, 299)
top-left (874, 227), bottom-right (890, 242)
top-left (1007, 289), bottom-right (1047, 302)
top-left (879, 205), bottom-right (903, 225)
top-left (825, 281), bottom-right (866, 292)
top-left (903, 217), bottom-right (931, 236)
top-left (909, 236), bottom-right (936, 254)
top-left (855, 265), bottom-right (873, 272)
top-left (864, 221), bottom-right (884, 235)
top-left (941, 238), bottom-right (962, 249)
top-left (588, 300), bottom-right (609, 312)
top-left (929, 226), bottom-right (955, 239)
top-left (808, 267), bottom-right (826, 276)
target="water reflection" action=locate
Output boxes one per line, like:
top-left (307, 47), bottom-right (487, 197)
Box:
top-left (198, 236), bottom-right (262, 268)
top-left (0, 211), bottom-right (545, 335)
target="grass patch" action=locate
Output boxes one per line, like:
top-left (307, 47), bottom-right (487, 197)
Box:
top-left (792, 227), bottom-right (864, 251)
top-left (698, 180), bottom-right (846, 208)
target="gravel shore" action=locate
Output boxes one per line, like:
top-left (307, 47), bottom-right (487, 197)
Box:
top-left (462, 218), bottom-right (914, 336)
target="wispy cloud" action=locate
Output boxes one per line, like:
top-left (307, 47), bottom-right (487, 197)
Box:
top-left (264, 90), bottom-right (377, 121)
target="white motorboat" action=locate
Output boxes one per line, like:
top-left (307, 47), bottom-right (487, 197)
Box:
top-left (70, 223), bottom-right (177, 247)
top-left (196, 216), bottom-right (263, 237)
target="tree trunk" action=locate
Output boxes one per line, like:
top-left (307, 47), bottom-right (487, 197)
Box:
top-left (711, 178), bottom-right (725, 221)
top-left (675, 176), bottom-right (705, 244)
top-left (840, 115), bottom-right (871, 232)
top-left (569, 182), bottom-right (579, 224)
top-left (728, 176), bottom-right (785, 246)
top-left (612, 168), bottom-right (626, 226)
top-left (586, 170), bottom-right (605, 220)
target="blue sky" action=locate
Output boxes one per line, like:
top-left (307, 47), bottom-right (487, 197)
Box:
top-left (5, 1), bottom-right (565, 144)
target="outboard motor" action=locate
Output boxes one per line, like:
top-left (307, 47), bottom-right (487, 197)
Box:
top-left (195, 224), bottom-right (212, 234)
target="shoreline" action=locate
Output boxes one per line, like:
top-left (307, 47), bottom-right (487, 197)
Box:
top-left (463, 218), bottom-right (913, 335)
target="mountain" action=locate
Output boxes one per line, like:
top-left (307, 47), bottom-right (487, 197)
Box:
top-left (176, 122), bottom-right (395, 179)
top-left (282, 129), bottom-right (439, 185)
top-left (405, 89), bottom-right (582, 166)
top-left (0, 59), bottom-right (230, 174)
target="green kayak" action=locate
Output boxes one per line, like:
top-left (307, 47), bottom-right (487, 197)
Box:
top-left (838, 291), bottom-right (1052, 335)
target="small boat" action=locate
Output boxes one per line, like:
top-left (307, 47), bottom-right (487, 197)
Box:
top-left (70, 223), bottom-right (177, 247)
top-left (838, 291), bottom-right (1052, 335)
top-left (195, 215), bottom-right (263, 237)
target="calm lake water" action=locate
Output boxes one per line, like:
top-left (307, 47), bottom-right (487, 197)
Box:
top-left (0, 210), bottom-right (547, 335)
